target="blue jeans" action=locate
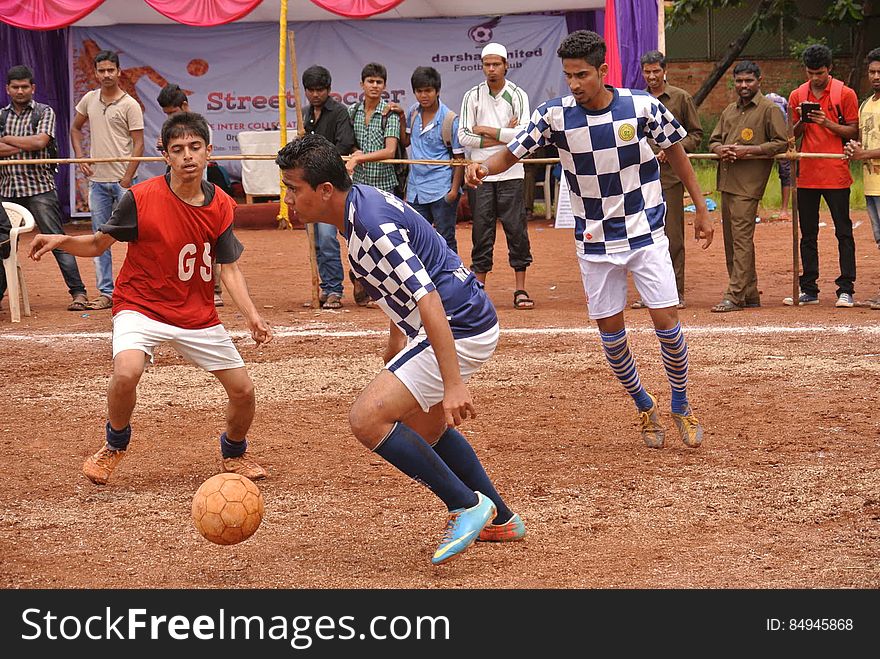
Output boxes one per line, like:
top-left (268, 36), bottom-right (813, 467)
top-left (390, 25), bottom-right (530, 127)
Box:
top-left (314, 221), bottom-right (343, 296)
top-left (4, 190), bottom-right (86, 297)
top-left (89, 180), bottom-right (133, 297)
top-left (866, 195), bottom-right (880, 249)
top-left (411, 194), bottom-right (459, 254)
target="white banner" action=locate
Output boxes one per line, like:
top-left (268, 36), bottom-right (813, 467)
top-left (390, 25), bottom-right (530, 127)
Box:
top-left (69, 15), bottom-right (568, 216)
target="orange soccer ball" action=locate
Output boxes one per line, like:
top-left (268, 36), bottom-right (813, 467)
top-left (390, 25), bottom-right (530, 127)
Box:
top-left (192, 473), bottom-right (264, 545)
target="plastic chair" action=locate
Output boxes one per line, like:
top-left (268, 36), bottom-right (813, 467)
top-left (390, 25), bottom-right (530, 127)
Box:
top-left (1, 201), bottom-right (36, 323)
top-left (534, 163), bottom-right (556, 220)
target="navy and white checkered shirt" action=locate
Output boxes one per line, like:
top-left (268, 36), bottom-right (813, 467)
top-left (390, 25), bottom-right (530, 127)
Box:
top-left (509, 87), bottom-right (686, 255)
top-left (343, 184), bottom-right (497, 339)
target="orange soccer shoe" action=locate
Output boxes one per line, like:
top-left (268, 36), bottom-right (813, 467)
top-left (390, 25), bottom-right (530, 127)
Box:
top-left (478, 513), bottom-right (526, 542)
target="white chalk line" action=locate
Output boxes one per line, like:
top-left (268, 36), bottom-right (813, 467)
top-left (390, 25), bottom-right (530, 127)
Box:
top-left (3, 323), bottom-right (880, 343)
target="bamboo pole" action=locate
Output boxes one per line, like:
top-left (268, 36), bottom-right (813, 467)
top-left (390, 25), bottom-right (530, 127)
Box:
top-left (286, 29), bottom-right (321, 310)
top-left (0, 152), bottom-right (848, 168)
top-left (276, 0), bottom-right (292, 230)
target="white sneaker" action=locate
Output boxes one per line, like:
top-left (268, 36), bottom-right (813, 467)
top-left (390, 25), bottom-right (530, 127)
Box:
top-left (835, 293), bottom-right (854, 308)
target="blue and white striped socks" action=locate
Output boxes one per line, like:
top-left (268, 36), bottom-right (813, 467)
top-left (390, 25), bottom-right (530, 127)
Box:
top-left (656, 322), bottom-right (690, 414)
top-left (600, 328), bottom-right (653, 411)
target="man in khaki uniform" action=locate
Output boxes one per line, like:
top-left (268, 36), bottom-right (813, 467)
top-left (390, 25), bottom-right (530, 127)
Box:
top-left (709, 60), bottom-right (788, 312)
top-left (632, 50), bottom-right (702, 310)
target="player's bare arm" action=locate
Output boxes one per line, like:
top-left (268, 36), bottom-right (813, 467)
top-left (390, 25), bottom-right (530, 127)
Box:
top-left (664, 142), bottom-right (714, 249)
top-left (416, 290), bottom-right (475, 427)
top-left (384, 321), bottom-right (407, 365)
top-left (465, 148), bottom-right (520, 187)
top-left (29, 231), bottom-right (115, 261)
top-left (219, 260), bottom-right (273, 346)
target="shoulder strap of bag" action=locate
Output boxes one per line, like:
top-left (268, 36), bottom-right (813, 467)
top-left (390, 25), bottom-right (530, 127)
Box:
top-left (441, 110), bottom-right (457, 148)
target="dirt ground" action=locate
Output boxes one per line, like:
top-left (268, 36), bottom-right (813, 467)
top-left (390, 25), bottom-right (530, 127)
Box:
top-left (1, 206), bottom-right (879, 589)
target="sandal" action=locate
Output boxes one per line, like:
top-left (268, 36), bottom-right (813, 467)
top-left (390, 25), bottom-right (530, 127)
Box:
top-left (710, 299), bottom-right (742, 313)
top-left (513, 289), bottom-right (534, 310)
top-left (86, 294), bottom-right (113, 310)
top-left (321, 293), bottom-right (342, 309)
top-left (631, 299), bottom-right (648, 309)
top-left (67, 294), bottom-right (89, 311)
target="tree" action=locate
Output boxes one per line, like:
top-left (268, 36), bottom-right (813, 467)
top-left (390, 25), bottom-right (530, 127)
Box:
top-left (668, 0), bottom-right (869, 106)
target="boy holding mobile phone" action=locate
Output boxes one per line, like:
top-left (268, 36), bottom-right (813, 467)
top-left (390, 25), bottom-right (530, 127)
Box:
top-left (786, 44), bottom-right (859, 308)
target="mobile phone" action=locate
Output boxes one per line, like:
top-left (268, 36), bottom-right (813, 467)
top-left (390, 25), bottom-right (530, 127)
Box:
top-left (800, 102), bottom-right (821, 123)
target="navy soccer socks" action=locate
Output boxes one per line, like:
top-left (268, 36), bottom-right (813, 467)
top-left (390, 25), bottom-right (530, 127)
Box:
top-left (432, 427), bottom-right (513, 526)
top-left (374, 422), bottom-right (478, 512)
top-left (220, 432), bottom-right (247, 458)
top-left (105, 422), bottom-right (131, 451)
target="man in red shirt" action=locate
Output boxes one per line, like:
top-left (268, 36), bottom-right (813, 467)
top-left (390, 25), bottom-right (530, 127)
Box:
top-left (786, 44), bottom-right (859, 307)
top-left (29, 112), bottom-right (272, 485)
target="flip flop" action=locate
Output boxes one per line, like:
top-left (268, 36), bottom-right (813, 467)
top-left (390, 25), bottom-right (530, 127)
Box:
top-left (513, 289), bottom-right (534, 310)
top-left (86, 294), bottom-right (112, 310)
top-left (711, 299), bottom-right (742, 313)
top-left (67, 294), bottom-right (89, 311)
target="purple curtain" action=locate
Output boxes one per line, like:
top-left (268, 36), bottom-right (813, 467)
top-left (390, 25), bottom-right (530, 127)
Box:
top-left (616, 0), bottom-right (658, 89)
top-left (565, 10), bottom-right (601, 34)
top-left (0, 24), bottom-right (72, 218)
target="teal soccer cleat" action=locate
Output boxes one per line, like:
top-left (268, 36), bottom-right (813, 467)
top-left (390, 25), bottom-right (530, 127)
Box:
top-left (431, 492), bottom-right (496, 565)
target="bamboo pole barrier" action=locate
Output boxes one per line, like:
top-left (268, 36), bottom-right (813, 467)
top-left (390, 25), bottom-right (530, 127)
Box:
top-left (286, 29), bottom-right (321, 309)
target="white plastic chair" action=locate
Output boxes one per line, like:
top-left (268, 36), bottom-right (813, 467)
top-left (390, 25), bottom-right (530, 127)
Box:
top-left (534, 163), bottom-right (557, 220)
top-left (2, 201), bottom-right (36, 323)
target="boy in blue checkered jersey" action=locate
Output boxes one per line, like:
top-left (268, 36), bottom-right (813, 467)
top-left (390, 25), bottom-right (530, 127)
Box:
top-left (276, 134), bottom-right (524, 564)
top-left (467, 30), bottom-right (714, 448)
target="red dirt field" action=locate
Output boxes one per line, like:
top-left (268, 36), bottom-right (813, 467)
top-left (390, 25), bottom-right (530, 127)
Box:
top-left (1, 207), bottom-right (879, 589)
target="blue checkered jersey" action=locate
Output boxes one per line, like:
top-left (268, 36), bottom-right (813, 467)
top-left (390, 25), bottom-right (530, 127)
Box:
top-left (343, 184), bottom-right (497, 339)
top-left (508, 88), bottom-right (687, 255)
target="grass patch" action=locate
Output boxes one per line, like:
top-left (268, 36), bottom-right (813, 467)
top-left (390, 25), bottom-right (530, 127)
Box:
top-left (691, 160), bottom-right (866, 211)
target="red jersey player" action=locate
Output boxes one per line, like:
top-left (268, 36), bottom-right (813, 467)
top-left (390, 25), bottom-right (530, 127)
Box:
top-left (30, 112), bottom-right (272, 485)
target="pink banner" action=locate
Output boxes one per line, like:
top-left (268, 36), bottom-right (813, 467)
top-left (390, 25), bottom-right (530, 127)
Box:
top-left (143, 0), bottom-right (262, 26)
top-left (308, 0), bottom-right (405, 18)
top-left (603, 0), bottom-right (622, 87)
top-left (0, 0), bottom-right (106, 30)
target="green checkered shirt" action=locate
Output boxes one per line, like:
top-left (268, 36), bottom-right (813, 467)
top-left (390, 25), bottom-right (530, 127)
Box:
top-left (349, 99), bottom-right (400, 192)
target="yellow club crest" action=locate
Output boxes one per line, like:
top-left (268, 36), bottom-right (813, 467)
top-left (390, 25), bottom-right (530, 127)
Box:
top-left (741, 127), bottom-right (754, 142)
top-left (618, 123), bottom-right (636, 141)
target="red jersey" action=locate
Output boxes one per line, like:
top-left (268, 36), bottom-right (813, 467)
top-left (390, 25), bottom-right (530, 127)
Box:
top-left (789, 78), bottom-right (859, 189)
top-left (108, 176), bottom-right (237, 329)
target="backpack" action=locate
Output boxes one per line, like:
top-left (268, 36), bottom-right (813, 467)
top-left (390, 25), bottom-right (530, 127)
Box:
top-left (207, 162), bottom-right (234, 196)
top-left (793, 78), bottom-right (848, 144)
top-left (407, 106), bottom-right (458, 153)
top-left (0, 102), bottom-right (59, 172)
top-left (349, 101), bottom-right (408, 197)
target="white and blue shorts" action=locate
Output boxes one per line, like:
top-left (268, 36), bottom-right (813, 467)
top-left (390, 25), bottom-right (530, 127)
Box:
top-left (385, 323), bottom-right (500, 412)
top-left (112, 310), bottom-right (245, 372)
top-left (577, 237), bottom-right (679, 320)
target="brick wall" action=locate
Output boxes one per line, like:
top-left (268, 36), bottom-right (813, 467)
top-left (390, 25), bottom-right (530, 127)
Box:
top-left (665, 57), bottom-right (859, 122)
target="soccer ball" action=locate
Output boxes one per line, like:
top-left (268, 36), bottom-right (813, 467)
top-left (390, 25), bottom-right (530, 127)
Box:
top-left (468, 26), bottom-right (493, 44)
top-left (192, 473), bottom-right (264, 545)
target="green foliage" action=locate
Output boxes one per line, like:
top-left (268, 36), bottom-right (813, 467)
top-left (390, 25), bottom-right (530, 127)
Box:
top-left (698, 113), bottom-right (719, 153)
top-left (668, 0), bottom-right (861, 32)
top-left (692, 159), bottom-right (867, 211)
top-left (787, 36), bottom-right (839, 61)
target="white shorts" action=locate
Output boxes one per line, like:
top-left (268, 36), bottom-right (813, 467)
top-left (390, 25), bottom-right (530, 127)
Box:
top-left (385, 323), bottom-right (500, 412)
top-left (112, 310), bottom-right (245, 372)
top-left (578, 238), bottom-right (679, 320)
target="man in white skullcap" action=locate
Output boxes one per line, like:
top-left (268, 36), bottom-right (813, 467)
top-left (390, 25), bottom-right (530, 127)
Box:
top-left (458, 42), bottom-right (534, 310)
